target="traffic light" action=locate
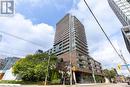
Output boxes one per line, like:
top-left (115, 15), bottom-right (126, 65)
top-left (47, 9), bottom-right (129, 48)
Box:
top-left (117, 64), bottom-right (121, 70)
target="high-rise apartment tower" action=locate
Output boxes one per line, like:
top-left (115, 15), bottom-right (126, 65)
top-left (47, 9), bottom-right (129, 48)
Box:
top-left (54, 14), bottom-right (89, 62)
top-left (46, 14), bottom-right (103, 83)
top-left (108, 0), bottom-right (130, 53)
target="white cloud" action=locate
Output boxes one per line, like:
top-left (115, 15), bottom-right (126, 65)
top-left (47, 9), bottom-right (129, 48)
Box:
top-left (0, 0), bottom-right (129, 75)
top-left (69, 0), bottom-right (130, 75)
top-left (0, 13), bottom-right (54, 57)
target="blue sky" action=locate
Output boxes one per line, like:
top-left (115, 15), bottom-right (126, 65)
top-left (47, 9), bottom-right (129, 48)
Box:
top-left (0, 0), bottom-right (130, 75)
top-left (15, 0), bottom-right (75, 26)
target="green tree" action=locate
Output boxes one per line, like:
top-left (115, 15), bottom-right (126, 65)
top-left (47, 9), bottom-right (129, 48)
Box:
top-left (103, 69), bottom-right (116, 82)
top-left (13, 53), bottom-right (60, 82)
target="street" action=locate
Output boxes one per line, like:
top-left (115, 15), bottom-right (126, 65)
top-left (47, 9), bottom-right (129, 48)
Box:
top-left (0, 83), bottom-right (129, 87)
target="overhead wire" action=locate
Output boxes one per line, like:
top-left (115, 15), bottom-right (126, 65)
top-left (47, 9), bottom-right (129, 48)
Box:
top-left (0, 30), bottom-right (43, 57)
top-left (0, 44), bottom-right (32, 54)
top-left (0, 30), bottom-right (44, 48)
top-left (0, 49), bottom-right (24, 57)
top-left (83, 0), bottom-right (130, 73)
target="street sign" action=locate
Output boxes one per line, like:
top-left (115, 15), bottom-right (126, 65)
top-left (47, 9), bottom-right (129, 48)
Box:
top-left (122, 64), bottom-right (130, 66)
top-left (117, 64), bottom-right (130, 70)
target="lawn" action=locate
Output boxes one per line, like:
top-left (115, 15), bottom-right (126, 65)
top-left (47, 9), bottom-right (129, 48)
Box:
top-left (0, 80), bottom-right (45, 85)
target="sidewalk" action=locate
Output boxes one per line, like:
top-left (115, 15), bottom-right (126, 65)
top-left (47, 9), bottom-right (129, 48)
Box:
top-left (0, 83), bottom-right (128, 87)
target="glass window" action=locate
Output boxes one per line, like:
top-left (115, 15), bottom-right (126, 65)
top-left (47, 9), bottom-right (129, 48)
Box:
top-left (127, 0), bottom-right (130, 3)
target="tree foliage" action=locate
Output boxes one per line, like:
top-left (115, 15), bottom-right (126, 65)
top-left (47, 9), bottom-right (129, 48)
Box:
top-left (13, 53), bottom-right (60, 82)
top-left (103, 69), bottom-right (116, 81)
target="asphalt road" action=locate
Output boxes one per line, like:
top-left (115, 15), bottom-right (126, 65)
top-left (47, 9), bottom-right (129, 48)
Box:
top-left (0, 83), bottom-right (129, 87)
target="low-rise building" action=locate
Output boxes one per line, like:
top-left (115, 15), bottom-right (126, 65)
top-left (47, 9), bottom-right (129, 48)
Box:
top-left (0, 59), bottom-right (5, 70)
top-left (0, 57), bottom-right (20, 80)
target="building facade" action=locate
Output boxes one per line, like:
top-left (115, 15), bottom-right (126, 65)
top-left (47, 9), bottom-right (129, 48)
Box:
top-left (122, 26), bottom-right (130, 53)
top-left (108, 0), bottom-right (130, 53)
top-left (46, 14), bottom-right (103, 83)
top-left (2, 57), bottom-right (19, 70)
top-left (54, 14), bottom-right (89, 64)
top-left (0, 57), bottom-right (19, 80)
top-left (108, 0), bottom-right (130, 26)
top-left (0, 59), bottom-right (5, 70)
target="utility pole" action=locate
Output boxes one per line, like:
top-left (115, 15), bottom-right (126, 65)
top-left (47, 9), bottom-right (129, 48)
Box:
top-left (69, 54), bottom-right (73, 85)
top-left (91, 60), bottom-right (96, 83)
top-left (120, 51), bottom-right (130, 73)
top-left (69, 15), bottom-right (73, 85)
top-left (0, 35), bottom-right (2, 42)
top-left (44, 52), bottom-right (51, 85)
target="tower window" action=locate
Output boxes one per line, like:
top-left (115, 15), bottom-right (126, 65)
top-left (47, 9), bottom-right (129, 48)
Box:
top-left (127, 0), bottom-right (130, 3)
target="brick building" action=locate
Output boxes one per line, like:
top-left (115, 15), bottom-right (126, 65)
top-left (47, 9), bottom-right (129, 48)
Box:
top-left (45, 14), bottom-right (103, 83)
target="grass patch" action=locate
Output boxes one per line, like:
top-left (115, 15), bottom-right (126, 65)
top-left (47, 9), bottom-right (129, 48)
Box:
top-left (51, 79), bottom-right (60, 85)
top-left (0, 80), bottom-right (45, 85)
